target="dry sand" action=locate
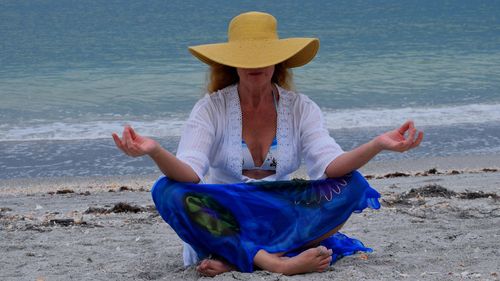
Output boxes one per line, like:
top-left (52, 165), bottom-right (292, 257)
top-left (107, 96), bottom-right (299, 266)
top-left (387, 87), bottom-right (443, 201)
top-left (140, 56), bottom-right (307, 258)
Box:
top-left (1, 154), bottom-right (499, 281)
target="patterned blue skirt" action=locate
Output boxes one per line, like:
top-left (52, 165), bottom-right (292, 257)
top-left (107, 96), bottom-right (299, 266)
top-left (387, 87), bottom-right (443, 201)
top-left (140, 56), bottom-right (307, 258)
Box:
top-left (151, 171), bottom-right (380, 272)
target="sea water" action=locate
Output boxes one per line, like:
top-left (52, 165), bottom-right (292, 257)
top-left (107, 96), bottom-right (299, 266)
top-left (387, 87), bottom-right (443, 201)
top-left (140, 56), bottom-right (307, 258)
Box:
top-left (1, 0), bottom-right (499, 179)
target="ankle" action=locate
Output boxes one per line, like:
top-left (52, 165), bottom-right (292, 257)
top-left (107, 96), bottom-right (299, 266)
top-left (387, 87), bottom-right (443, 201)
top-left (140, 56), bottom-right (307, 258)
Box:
top-left (270, 258), bottom-right (295, 275)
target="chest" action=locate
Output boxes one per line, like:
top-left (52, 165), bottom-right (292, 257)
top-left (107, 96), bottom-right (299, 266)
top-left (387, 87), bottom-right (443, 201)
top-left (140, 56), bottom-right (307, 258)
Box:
top-left (208, 87), bottom-right (301, 180)
top-left (241, 107), bottom-right (277, 166)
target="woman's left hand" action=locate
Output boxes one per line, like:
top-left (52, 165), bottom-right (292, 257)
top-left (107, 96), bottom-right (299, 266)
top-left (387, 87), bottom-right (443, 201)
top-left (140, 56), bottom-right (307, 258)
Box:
top-left (375, 120), bottom-right (424, 152)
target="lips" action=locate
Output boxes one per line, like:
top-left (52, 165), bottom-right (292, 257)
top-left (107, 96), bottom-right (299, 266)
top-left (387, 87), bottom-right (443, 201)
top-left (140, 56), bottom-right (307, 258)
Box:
top-left (248, 71), bottom-right (263, 76)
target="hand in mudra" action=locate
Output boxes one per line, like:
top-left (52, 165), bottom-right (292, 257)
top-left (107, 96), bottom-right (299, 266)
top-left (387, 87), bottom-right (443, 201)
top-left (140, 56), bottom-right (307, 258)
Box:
top-left (375, 120), bottom-right (423, 152)
top-left (112, 126), bottom-right (160, 157)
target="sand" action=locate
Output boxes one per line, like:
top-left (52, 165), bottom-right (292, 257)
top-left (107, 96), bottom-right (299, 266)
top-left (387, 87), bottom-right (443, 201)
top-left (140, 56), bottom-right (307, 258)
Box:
top-left (1, 154), bottom-right (499, 281)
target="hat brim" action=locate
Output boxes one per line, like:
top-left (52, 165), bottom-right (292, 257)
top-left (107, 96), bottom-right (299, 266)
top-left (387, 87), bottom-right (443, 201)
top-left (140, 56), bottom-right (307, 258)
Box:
top-left (188, 38), bottom-right (319, 69)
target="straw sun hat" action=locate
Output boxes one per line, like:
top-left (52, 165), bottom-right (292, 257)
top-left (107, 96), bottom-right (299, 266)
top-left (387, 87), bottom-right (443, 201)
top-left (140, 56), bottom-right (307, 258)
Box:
top-left (188, 11), bottom-right (319, 69)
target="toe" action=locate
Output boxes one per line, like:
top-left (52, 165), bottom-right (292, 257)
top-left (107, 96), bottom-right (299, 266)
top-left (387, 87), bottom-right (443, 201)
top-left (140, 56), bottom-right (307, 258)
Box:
top-left (202, 269), bottom-right (218, 277)
top-left (318, 263), bottom-right (329, 272)
top-left (198, 260), bottom-right (208, 269)
top-left (321, 254), bottom-right (332, 261)
top-left (196, 267), bottom-right (208, 276)
top-left (316, 246), bottom-right (328, 256)
top-left (320, 256), bottom-right (332, 266)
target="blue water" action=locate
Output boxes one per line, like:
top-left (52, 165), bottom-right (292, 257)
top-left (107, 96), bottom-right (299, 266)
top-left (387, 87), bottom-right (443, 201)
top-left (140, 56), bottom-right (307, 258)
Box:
top-left (1, 0), bottom-right (500, 179)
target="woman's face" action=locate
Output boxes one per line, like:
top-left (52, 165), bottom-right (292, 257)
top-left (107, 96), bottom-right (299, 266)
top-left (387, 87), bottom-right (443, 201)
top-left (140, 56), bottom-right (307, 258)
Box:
top-left (237, 65), bottom-right (275, 87)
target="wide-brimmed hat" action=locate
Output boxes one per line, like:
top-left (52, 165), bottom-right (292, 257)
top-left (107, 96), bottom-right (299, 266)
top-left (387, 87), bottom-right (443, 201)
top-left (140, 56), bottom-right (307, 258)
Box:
top-left (188, 11), bottom-right (319, 69)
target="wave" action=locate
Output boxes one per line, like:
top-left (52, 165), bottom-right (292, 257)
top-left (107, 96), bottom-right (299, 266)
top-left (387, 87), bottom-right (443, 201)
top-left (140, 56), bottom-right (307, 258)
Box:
top-left (1, 103), bottom-right (499, 141)
top-left (0, 119), bottom-right (186, 142)
top-left (323, 103), bottom-right (500, 130)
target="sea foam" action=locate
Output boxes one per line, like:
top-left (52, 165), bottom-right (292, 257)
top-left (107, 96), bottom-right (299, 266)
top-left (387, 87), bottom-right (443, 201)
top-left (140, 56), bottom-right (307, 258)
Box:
top-left (1, 103), bottom-right (499, 141)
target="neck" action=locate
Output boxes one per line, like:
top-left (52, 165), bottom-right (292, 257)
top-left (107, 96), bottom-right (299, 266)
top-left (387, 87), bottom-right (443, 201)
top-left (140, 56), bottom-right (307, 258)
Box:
top-left (238, 82), bottom-right (275, 108)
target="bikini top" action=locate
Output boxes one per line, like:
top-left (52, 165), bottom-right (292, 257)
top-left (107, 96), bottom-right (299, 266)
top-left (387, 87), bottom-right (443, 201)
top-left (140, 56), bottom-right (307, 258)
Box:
top-left (242, 137), bottom-right (278, 170)
top-left (241, 90), bottom-right (278, 171)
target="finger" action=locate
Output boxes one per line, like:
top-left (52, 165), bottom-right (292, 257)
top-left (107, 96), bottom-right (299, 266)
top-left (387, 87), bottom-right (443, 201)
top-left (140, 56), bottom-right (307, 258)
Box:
top-left (119, 128), bottom-right (139, 156)
top-left (112, 133), bottom-right (128, 154)
top-left (409, 131), bottom-right (424, 149)
top-left (121, 127), bottom-right (129, 147)
top-left (128, 126), bottom-right (138, 140)
top-left (405, 122), bottom-right (416, 145)
top-left (119, 136), bottom-right (144, 156)
top-left (123, 127), bottom-right (135, 150)
top-left (112, 133), bottom-right (123, 148)
top-left (398, 120), bottom-right (412, 134)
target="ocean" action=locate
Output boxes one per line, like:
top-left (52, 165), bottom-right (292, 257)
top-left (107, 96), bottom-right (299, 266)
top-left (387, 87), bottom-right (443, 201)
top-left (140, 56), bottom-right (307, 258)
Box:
top-left (1, 0), bottom-right (499, 179)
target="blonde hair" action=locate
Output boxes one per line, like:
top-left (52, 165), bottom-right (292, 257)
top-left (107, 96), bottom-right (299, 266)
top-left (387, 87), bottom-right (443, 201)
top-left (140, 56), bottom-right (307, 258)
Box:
top-left (206, 63), bottom-right (295, 93)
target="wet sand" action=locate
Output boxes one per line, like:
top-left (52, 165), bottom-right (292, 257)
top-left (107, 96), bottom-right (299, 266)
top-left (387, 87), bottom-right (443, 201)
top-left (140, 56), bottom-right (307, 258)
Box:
top-left (1, 154), bottom-right (499, 281)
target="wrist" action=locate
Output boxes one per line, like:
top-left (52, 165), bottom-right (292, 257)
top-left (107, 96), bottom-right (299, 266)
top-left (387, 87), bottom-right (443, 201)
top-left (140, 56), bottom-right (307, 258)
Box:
top-left (369, 137), bottom-right (384, 152)
top-left (148, 143), bottom-right (163, 159)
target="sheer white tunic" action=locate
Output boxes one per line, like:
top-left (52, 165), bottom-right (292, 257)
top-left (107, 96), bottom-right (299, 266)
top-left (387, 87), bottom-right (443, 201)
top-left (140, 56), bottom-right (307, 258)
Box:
top-left (176, 84), bottom-right (344, 184)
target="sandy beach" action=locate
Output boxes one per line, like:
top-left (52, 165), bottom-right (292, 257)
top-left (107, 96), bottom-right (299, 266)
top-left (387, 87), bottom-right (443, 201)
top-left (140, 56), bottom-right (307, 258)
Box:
top-left (2, 1), bottom-right (500, 280)
top-left (1, 154), bottom-right (499, 281)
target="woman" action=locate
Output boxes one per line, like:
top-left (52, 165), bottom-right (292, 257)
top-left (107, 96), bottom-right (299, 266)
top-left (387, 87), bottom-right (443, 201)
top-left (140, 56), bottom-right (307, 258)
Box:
top-left (113, 11), bottom-right (423, 276)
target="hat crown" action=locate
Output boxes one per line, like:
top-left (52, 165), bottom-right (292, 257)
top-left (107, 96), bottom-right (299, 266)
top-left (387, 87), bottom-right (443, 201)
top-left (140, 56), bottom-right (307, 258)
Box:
top-left (228, 12), bottom-right (279, 42)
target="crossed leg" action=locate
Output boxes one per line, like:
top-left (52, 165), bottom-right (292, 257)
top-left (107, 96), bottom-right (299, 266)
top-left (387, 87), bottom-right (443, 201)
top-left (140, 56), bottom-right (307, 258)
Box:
top-left (196, 223), bottom-right (345, 276)
top-left (253, 245), bottom-right (333, 275)
top-left (253, 223), bottom-right (344, 275)
top-left (196, 247), bottom-right (332, 277)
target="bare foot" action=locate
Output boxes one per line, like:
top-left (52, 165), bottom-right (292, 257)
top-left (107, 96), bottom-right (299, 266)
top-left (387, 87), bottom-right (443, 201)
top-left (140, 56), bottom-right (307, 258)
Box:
top-left (281, 246), bottom-right (333, 275)
top-left (196, 259), bottom-right (233, 277)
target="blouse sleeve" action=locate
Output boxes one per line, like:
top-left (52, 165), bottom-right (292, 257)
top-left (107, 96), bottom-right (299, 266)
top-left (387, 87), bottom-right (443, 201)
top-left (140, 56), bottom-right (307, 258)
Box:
top-left (176, 96), bottom-right (216, 182)
top-left (298, 95), bottom-right (344, 179)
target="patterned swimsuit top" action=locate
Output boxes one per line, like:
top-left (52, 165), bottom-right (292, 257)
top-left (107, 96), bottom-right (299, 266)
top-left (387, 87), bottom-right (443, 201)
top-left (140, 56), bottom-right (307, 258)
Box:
top-left (241, 90), bottom-right (278, 171)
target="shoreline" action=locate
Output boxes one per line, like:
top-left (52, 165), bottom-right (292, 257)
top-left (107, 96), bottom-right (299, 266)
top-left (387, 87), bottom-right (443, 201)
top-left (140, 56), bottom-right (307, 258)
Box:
top-left (1, 153), bottom-right (499, 280)
top-left (1, 153), bottom-right (499, 195)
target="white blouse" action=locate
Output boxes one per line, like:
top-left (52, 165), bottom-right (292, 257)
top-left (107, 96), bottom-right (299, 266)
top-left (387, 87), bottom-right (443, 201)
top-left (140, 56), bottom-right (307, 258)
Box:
top-left (176, 84), bottom-right (344, 184)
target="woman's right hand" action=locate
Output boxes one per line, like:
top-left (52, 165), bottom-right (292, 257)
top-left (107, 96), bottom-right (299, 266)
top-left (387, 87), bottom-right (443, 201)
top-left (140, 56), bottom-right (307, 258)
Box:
top-left (112, 126), bottom-right (160, 157)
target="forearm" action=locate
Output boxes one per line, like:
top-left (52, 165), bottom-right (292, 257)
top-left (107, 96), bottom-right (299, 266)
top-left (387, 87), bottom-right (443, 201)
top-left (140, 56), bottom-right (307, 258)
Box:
top-left (325, 138), bottom-right (382, 178)
top-left (149, 147), bottom-right (200, 183)
top-left (321, 120), bottom-right (422, 178)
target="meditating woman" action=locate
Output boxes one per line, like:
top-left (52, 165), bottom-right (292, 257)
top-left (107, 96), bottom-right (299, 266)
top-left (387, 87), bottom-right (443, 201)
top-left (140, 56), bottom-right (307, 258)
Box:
top-left (112, 11), bottom-right (423, 276)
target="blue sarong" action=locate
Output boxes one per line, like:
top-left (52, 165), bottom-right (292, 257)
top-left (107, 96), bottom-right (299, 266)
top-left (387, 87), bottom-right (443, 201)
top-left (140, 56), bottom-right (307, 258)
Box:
top-left (151, 171), bottom-right (380, 272)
